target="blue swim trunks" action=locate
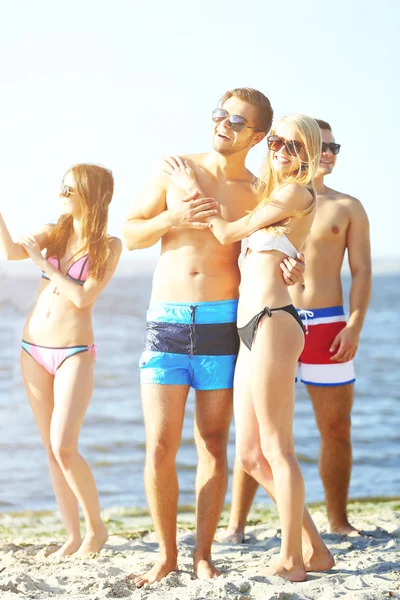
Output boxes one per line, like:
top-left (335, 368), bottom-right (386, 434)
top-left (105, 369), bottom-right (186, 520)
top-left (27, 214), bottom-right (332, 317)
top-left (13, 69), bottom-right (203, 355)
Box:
top-left (139, 299), bottom-right (239, 390)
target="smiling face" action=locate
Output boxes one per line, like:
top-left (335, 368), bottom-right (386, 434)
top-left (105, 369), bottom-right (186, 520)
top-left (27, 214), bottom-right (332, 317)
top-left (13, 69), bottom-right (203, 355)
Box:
top-left (59, 171), bottom-right (82, 218)
top-left (317, 128), bottom-right (337, 176)
top-left (270, 121), bottom-right (305, 178)
top-left (212, 96), bottom-right (264, 156)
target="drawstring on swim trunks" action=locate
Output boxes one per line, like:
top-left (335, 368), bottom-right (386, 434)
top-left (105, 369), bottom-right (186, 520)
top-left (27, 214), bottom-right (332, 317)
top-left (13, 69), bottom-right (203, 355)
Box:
top-left (297, 309), bottom-right (314, 335)
top-left (189, 305), bottom-right (198, 358)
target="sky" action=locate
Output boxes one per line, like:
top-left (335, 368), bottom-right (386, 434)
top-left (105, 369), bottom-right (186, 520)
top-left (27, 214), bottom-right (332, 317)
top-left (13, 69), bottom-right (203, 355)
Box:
top-left (0, 0), bottom-right (399, 264)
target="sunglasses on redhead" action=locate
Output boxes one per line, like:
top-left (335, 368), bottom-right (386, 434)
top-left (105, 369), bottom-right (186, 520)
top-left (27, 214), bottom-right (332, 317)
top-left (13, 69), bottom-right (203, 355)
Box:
top-left (60, 184), bottom-right (74, 198)
top-left (212, 108), bottom-right (263, 133)
top-left (267, 135), bottom-right (305, 156)
top-left (322, 142), bottom-right (341, 155)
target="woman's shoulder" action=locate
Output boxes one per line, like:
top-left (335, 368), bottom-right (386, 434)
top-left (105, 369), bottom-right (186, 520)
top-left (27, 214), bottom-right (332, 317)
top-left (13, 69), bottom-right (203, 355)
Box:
top-left (273, 184), bottom-right (314, 212)
top-left (108, 235), bottom-right (123, 260)
top-left (108, 236), bottom-right (123, 253)
top-left (36, 222), bottom-right (56, 236)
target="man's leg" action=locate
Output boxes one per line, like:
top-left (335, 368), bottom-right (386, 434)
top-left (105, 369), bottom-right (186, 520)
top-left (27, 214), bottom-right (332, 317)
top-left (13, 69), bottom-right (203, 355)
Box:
top-left (132, 383), bottom-right (190, 587)
top-left (193, 388), bottom-right (233, 578)
top-left (223, 460), bottom-right (259, 543)
top-left (308, 383), bottom-right (358, 535)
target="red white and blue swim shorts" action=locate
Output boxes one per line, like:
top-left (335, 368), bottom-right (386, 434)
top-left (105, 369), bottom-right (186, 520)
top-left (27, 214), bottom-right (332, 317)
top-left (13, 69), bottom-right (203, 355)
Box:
top-left (296, 305), bottom-right (356, 387)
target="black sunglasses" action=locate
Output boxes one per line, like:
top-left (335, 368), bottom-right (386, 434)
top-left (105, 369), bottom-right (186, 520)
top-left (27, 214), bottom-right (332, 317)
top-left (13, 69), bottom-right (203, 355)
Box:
top-left (322, 142), bottom-right (341, 155)
top-left (212, 108), bottom-right (262, 133)
top-left (267, 135), bottom-right (305, 156)
top-left (60, 184), bottom-right (74, 198)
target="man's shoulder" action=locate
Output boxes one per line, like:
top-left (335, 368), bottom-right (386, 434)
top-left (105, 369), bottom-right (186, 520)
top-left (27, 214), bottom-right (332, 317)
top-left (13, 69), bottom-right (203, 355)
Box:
top-left (245, 168), bottom-right (257, 185)
top-left (323, 187), bottom-right (364, 209)
top-left (181, 152), bottom-right (208, 165)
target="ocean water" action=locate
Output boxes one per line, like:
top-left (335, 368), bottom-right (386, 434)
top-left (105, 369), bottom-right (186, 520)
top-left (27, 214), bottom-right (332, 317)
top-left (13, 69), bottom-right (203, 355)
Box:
top-left (0, 270), bottom-right (399, 512)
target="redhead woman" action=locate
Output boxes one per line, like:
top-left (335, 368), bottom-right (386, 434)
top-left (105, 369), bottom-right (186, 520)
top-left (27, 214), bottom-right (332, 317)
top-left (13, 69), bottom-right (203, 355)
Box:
top-left (0, 164), bottom-right (122, 557)
top-left (162, 115), bottom-right (334, 581)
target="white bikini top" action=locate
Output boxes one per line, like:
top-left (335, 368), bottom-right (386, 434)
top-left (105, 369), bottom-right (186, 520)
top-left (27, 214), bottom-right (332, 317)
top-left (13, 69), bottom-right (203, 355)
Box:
top-left (241, 229), bottom-right (299, 258)
top-left (241, 187), bottom-right (316, 259)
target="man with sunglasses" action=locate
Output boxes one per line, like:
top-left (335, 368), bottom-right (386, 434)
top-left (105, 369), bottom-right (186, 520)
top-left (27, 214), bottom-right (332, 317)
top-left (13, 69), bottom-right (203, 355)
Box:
top-left (123, 87), bottom-right (306, 586)
top-left (224, 119), bottom-right (372, 543)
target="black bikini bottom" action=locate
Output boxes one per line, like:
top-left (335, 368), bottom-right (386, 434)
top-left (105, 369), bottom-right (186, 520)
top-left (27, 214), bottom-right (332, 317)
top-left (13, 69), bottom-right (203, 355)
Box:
top-left (237, 304), bottom-right (304, 351)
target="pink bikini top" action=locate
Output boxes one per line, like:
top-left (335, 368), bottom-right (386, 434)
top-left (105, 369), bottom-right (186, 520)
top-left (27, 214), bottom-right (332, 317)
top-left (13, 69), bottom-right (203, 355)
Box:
top-left (42, 255), bottom-right (89, 285)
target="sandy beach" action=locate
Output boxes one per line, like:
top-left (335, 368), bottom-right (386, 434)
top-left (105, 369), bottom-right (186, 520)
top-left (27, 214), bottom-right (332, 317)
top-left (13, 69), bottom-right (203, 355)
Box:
top-left (0, 499), bottom-right (399, 600)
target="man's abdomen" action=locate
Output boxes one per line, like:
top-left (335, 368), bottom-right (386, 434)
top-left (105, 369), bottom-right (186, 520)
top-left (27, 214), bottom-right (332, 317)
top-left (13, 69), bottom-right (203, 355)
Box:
top-left (151, 248), bottom-right (241, 303)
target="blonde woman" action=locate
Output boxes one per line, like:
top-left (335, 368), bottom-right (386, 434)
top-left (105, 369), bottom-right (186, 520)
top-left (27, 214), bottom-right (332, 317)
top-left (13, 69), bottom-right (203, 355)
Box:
top-left (0, 164), bottom-right (122, 557)
top-left (162, 115), bottom-right (334, 581)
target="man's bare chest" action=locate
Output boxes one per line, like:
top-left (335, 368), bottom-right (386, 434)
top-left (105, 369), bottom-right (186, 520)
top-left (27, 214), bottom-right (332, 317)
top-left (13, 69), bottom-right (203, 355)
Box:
top-left (308, 200), bottom-right (350, 244)
top-left (167, 179), bottom-right (257, 222)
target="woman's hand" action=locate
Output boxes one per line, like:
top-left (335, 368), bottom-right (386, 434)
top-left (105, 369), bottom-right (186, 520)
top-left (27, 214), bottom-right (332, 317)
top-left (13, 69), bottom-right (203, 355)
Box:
top-left (161, 156), bottom-right (200, 194)
top-left (168, 193), bottom-right (219, 229)
top-left (18, 234), bottom-right (46, 268)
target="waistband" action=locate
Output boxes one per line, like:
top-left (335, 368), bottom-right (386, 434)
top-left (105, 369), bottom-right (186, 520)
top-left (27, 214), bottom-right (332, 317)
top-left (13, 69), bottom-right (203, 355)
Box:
top-left (297, 305), bottom-right (346, 329)
top-left (147, 299), bottom-right (239, 325)
top-left (296, 306), bottom-right (345, 319)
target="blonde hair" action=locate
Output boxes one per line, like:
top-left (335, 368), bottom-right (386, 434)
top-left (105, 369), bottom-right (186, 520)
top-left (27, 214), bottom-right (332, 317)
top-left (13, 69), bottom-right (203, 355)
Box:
top-left (254, 114), bottom-right (321, 234)
top-left (46, 164), bottom-right (114, 280)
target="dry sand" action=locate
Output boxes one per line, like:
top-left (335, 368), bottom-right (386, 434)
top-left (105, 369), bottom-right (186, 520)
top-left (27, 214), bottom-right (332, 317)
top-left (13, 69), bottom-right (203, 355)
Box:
top-left (0, 500), bottom-right (399, 600)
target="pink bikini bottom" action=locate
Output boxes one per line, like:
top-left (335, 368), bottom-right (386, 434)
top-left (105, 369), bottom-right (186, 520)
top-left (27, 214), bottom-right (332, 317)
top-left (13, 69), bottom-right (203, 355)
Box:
top-left (21, 340), bottom-right (97, 376)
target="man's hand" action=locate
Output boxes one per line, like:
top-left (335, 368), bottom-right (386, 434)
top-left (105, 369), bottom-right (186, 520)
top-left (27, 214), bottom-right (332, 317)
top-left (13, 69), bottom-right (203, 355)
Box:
top-left (168, 192), bottom-right (219, 229)
top-left (330, 325), bottom-right (360, 362)
top-left (280, 252), bottom-right (305, 286)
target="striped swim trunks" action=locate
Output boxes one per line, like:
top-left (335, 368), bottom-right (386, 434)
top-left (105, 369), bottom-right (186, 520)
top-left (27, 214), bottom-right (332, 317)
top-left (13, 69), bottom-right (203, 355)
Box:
top-left (297, 305), bottom-right (356, 387)
top-left (139, 299), bottom-right (239, 390)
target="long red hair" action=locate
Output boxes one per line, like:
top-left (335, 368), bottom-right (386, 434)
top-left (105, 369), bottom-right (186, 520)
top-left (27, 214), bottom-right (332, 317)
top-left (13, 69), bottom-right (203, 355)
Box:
top-left (46, 164), bottom-right (114, 280)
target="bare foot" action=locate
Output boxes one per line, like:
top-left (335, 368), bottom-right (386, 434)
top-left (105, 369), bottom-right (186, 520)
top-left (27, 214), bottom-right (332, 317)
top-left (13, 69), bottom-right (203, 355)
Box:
top-left (303, 543), bottom-right (335, 572)
top-left (194, 556), bottom-right (222, 580)
top-left (329, 522), bottom-right (364, 537)
top-left (73, 524), bottom-right (108, 558)
top-left (220, 528), bottom-right (245, 544)
top-left (36, 543), bottom-right (61, 558)
top-left (50, 538), bottom-right (82, 558)
top-left (129, 559), bottom-right (178, 588)
top-left (260, 557), bottom-right (307, 582)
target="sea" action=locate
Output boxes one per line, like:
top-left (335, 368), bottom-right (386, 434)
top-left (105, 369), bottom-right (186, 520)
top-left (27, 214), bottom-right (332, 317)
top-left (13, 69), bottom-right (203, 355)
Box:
top-left (0, 261), bottom-right (399, 513)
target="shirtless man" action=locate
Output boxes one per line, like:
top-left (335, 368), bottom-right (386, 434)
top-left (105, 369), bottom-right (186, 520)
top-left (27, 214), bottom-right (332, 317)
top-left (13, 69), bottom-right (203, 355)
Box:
top-left (224, 119), bottom-right (372, 542)
top-left (123, 88), bottom-right (305, 586)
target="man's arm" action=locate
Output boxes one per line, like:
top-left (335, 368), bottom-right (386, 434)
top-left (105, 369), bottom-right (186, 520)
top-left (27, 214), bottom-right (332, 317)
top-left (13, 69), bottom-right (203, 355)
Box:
top-left (123, 168), bottom-right (217, 251)
top-left (281, 253), bottom-right (305, 286)
top-left (123, 171), bottom-right (172, 251)
top-left (330, 199), bottom-right (372, 362)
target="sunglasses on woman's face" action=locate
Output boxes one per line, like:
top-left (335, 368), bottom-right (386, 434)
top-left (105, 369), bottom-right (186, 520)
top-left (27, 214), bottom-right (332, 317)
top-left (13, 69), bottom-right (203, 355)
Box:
top-left (267, 135), bottom-right (305, 156)
top-left (212, 108), bottom-right (262, 133)
top-left (60, 184), bottom-right (74, 198)
top-left (321, 142), bottom-right (341, 155)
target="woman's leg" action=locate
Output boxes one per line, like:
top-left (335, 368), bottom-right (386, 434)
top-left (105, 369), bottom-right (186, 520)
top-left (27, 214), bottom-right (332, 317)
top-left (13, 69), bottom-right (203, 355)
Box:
top-left (234, 345), bottom-right (273, 487)
top-left (251, 312), bottom-right (306, 579)
top-left (52, 350), bottom-right (107, 557)
top-left (236, 313), bottom-right (333, 578)
top-left (21, 351), bottom-right (82, 556)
